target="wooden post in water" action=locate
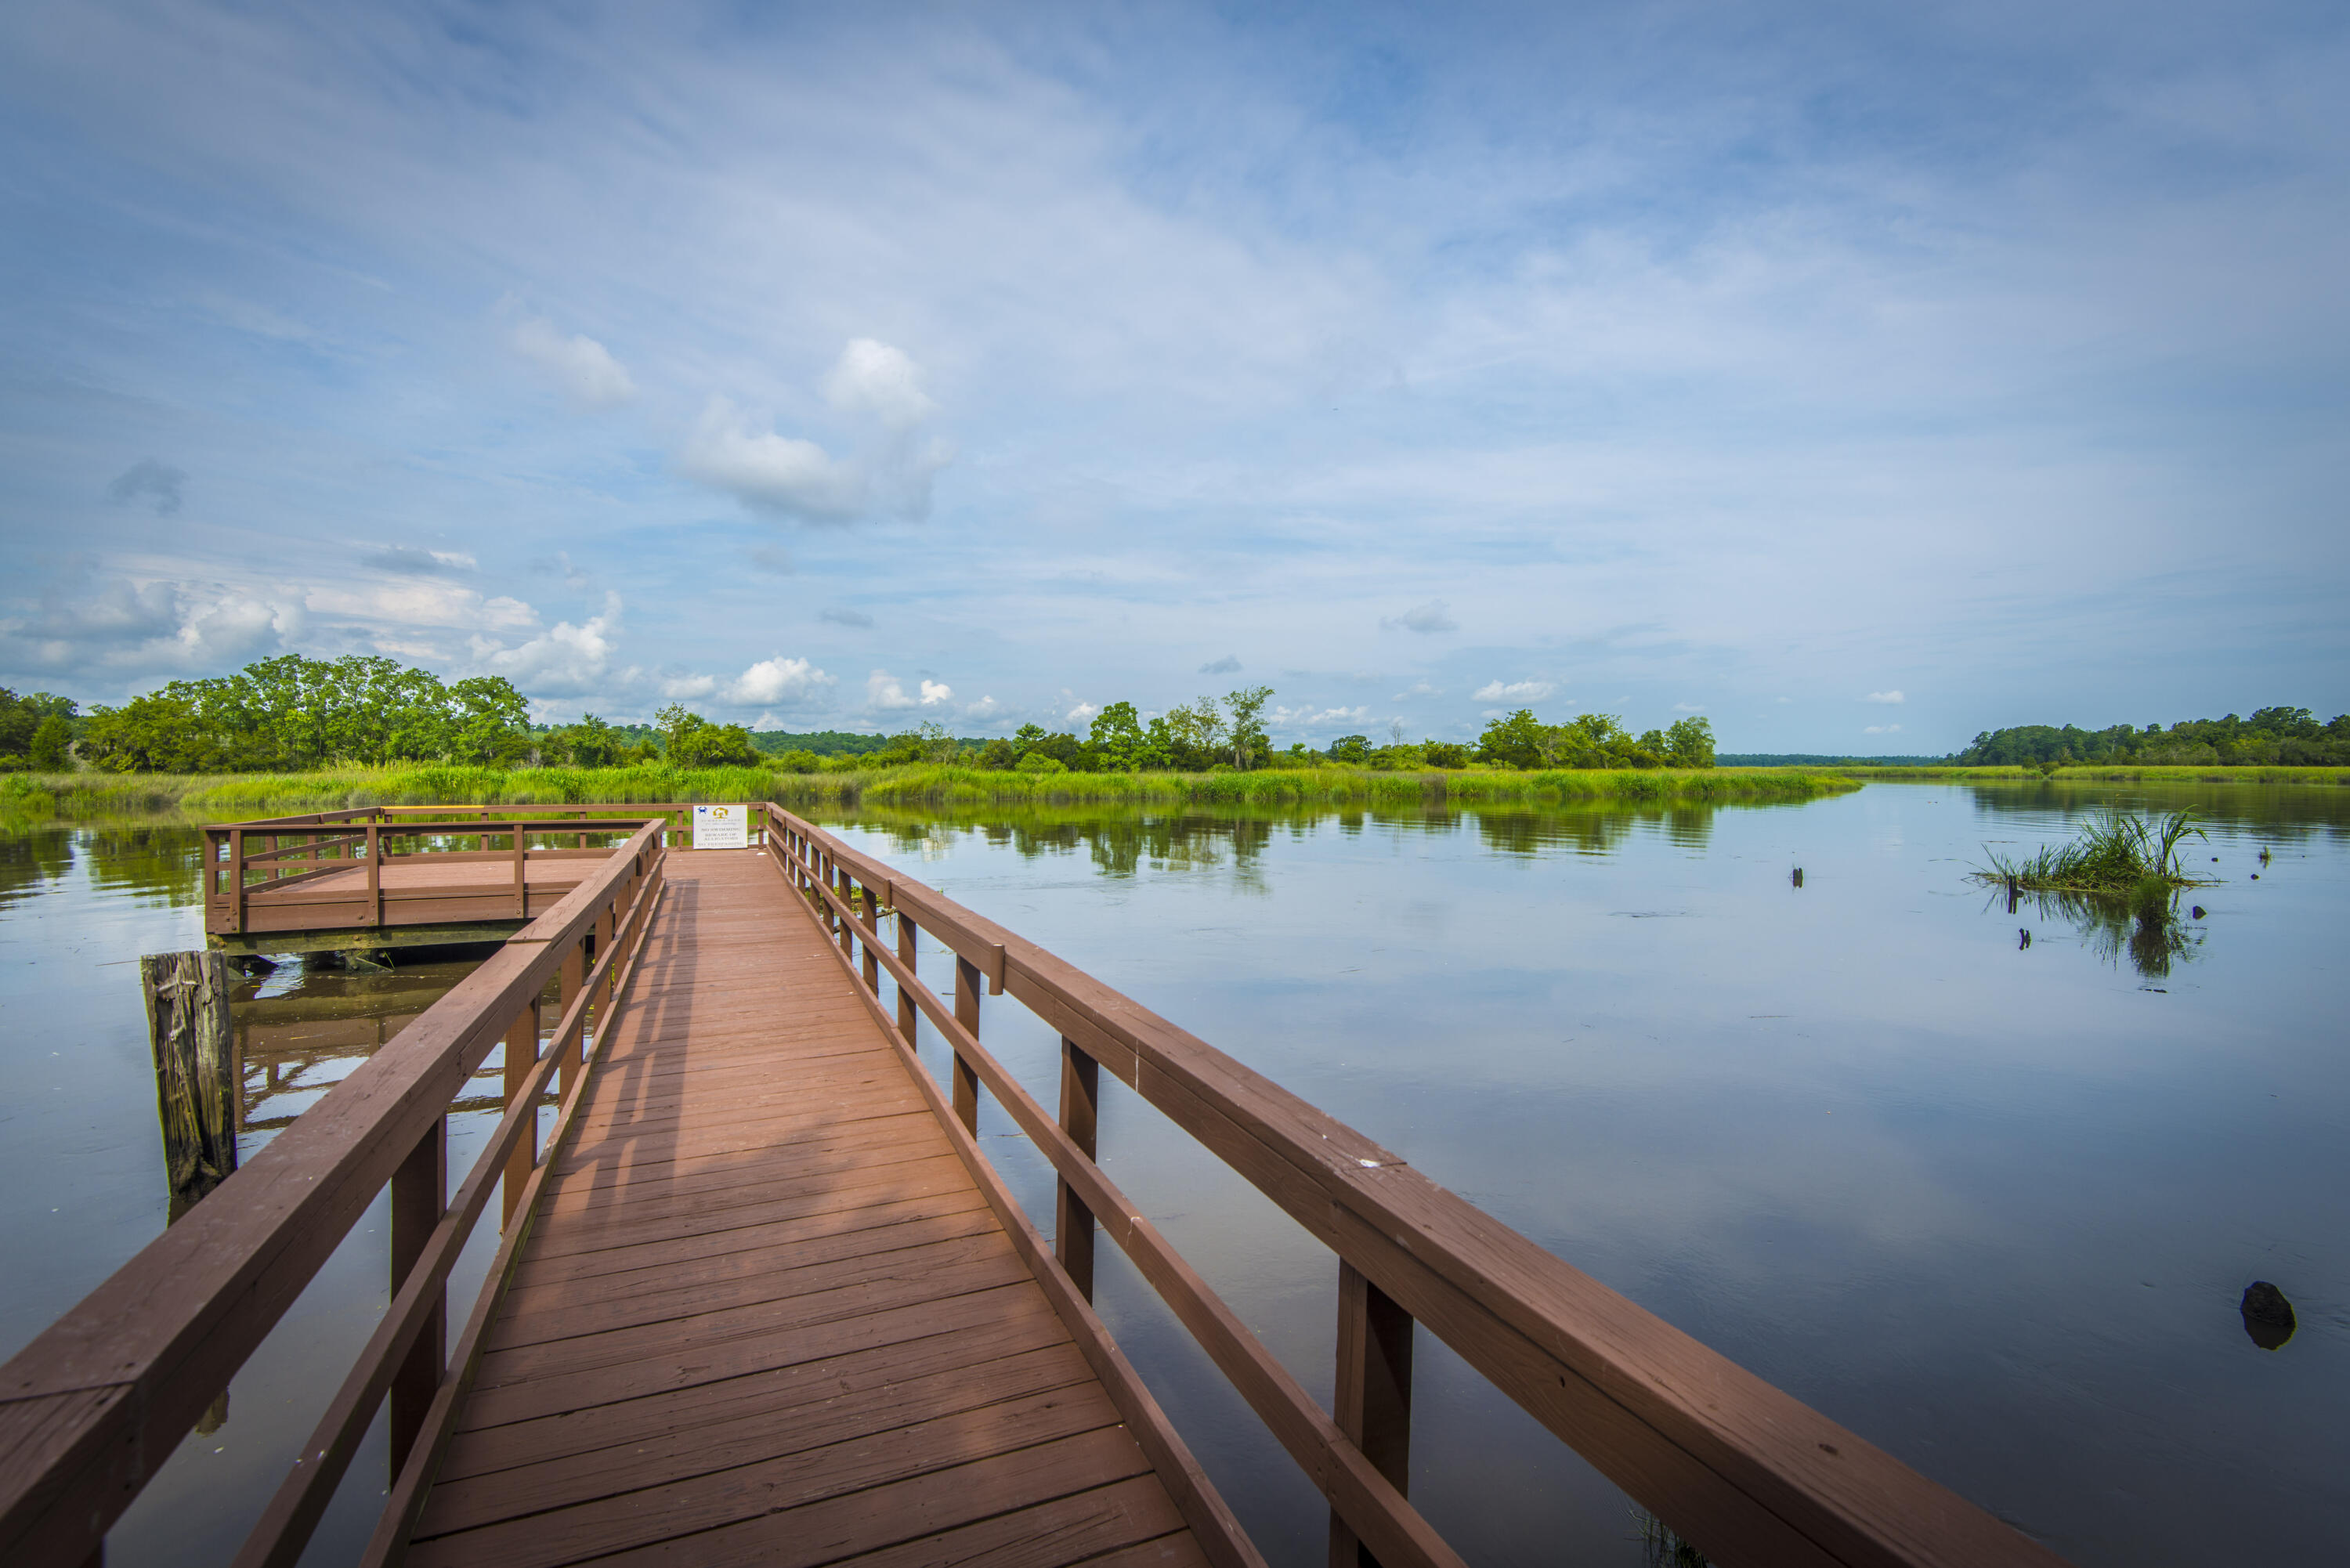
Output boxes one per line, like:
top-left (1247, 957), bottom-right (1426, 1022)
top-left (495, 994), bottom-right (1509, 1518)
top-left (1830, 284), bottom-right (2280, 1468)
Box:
top-left (142, 948), bottom-right (238, 1434)
top-left (143, 950), bottom-right (237, 1217)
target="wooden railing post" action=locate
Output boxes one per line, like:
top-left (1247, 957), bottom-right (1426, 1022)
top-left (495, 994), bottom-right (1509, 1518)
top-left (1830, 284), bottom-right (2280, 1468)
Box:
top-left (501, 997), bottom-right (541, 1230)
top-left (951, 954), bottom-right (982, 1134)
top-left (556, 936), bottom-right (584, 1097)
top-left (1056, 1037), bottom-right (1099, 1300)
top-left (389, 1115), bottom-right (446, 1468)
top-left (834, 865), bottom-right (855, 959)
top-left (510, 822), bottom-right (526, 918)
top-left (366, 822), bottom-right (381, 928)
top-left (895, 911), bottom-right (919, 1051)
top-left (1329, 1260), bottom-right (1415, 1568)
top-left (229, 827), bottom-right (245, 933)
top-left (857, 884), bottom-right (881, 995)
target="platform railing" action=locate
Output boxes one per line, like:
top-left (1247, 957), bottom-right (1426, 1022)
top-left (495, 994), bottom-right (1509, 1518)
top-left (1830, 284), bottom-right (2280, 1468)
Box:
top-left (201, 810), bottom-right (692, 935)
top-left (757, 802), bottom-right (2072, 1568)
top-left (0, 820), bottom-right (668, 1568)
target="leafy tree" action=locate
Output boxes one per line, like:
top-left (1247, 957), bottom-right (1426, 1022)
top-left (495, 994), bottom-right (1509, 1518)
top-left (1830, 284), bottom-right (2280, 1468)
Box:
top-left (1088, 702), bottom-right (1147, 771)
top-left (1477, 709), bottom-right (1546, 768)
top-left (1329, 734), bottom-right (1371, 764)
top-left (1223, 685), bottom-right (1273, 769)
top-left (551, 714), bottom-right (626, 767)
top-left (1663, 716), bottom-right (1716, 768)
top-left (29, 714), bottom-right (70, 770)
top-left (1423, 741), bottom-right (1470, 768)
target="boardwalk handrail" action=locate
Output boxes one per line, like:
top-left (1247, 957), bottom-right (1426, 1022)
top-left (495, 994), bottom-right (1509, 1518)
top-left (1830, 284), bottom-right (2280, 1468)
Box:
top-left (203, 813), bottom-right (682, 937)
top-left (0, 819), bottom-right (669, 1566)
top-left (757, 803), bottom-right (2070, 1568)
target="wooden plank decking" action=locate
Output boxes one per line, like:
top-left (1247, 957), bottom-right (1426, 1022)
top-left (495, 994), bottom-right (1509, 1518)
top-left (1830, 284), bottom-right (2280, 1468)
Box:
top-left (407, 850), bottom-right (1206, 1568)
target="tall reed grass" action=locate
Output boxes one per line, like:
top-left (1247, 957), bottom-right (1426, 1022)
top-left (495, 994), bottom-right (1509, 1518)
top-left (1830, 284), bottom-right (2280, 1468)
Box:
top-left (1976, 808), bottom-right (2207, 895)
top-left (6, 763), bottom-right (1861, 821)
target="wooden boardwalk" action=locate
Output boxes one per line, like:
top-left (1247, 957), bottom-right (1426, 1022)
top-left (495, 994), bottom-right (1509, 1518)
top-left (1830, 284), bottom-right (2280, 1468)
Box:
top-left (2, 805), bottom-right (2070, 1568)
top-left (407, 851), bottom-right (1206, 1568)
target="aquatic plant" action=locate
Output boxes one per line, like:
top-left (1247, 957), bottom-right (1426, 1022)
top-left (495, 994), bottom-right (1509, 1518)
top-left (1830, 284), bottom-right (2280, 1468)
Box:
top-left (1975, 807), bottom-right (2207, 895)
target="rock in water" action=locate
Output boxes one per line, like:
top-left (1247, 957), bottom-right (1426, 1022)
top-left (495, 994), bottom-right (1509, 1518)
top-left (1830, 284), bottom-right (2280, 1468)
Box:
top-left (2241, 1281), bottom-right (2297, 1350)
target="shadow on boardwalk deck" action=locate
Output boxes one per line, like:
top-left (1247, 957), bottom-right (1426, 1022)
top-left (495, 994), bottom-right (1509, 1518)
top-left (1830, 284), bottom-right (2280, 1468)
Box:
top-left (411, 851), bottom-right (1203, 1568)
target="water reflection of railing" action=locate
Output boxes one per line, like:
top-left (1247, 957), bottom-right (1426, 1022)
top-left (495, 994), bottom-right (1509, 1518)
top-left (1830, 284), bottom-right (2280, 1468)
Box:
top-left (760, 800), bottom-right (2068, 1568)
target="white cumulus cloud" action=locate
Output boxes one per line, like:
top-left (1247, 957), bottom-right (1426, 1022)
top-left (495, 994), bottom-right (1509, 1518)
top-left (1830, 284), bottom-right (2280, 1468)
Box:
top-left (308, 581), bottom-right (535, 631)
top-left (823, 338), bottom-right (937, 429)
top-left (729, 656), bottom-right (833, 706)
top-left (681, 396), bottom-right (867, 519)
top-left (682, 340), bottom-right (951, 522)
top-left (1066, 701), bottom-right (1097, 724)
top-left (1864, 723), bottom-right (1904, 735)
top-left (472, 593), bottom-right (624, 698)
top-left (1472, 678), bottom-right (1555, 703)
top-left (1864, 690), bottom-right (1906, 704)
top-left (866, 669), bottom-right (953, 710)
top-left (512, 318), bottom-right (637, 407)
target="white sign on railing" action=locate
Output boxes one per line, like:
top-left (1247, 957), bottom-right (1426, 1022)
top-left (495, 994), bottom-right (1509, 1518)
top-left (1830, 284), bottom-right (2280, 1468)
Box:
top-left (691, 803), bottom-right (749, 850)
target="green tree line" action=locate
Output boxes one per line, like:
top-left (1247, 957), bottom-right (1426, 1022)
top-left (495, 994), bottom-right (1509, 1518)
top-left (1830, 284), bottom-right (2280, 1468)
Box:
top-left (1950, 707), bottom-right (2350, 767)
top-left (13, 656), bottom-right (1723, 775)
top-left (67, 656), bottom-right (534, 771)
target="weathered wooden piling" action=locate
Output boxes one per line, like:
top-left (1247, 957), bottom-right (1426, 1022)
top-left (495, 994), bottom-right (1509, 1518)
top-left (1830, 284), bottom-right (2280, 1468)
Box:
top-left (142, 948), bottom-right (238, 1216)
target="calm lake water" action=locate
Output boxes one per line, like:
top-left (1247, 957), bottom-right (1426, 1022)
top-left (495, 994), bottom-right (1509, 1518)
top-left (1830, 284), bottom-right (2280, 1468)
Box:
top-left (2, 782), bottom-right (2343, 1566)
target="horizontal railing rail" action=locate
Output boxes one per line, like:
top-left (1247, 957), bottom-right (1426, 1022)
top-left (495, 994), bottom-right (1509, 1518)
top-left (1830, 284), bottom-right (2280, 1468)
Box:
top-left (201, 816), bottom-right (691, 937)
top-left (754, 802), bottom-right (2071, 1568)
top-left (0, 819), bottom-right (669, 1566)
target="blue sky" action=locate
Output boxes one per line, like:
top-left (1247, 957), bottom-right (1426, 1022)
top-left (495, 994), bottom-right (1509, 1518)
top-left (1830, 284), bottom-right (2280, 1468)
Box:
top-left (2, 1), bottom-right (2344, 752)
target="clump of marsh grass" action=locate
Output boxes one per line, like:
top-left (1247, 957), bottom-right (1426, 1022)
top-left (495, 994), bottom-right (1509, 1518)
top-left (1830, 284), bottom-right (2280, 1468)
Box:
top-left (1974, 807), bottom-right (2207, 896)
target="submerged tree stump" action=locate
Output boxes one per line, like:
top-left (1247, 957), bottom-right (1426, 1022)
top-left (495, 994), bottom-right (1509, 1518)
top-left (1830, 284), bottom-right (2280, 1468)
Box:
top-left (143, 949), bottom-right (238, 1216)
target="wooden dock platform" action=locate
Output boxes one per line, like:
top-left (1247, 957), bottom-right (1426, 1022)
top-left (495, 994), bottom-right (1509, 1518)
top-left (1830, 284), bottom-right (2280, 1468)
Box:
top-left (407, 851), bottom-right (1204, 1568)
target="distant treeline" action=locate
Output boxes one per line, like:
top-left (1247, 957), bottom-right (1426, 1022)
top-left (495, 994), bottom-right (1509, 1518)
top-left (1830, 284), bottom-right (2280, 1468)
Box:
top-left (1950, 708), bottom-right (2350, 767)
top-left (1718, 753), bottom-right (1943, 768)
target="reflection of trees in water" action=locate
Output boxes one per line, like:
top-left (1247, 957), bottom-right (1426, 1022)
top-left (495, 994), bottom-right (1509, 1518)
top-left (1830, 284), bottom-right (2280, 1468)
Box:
top-left (2015, 886), bottom-right (2204, 980)
top-left (0, 826), bottom-right (208, 910)
top-left (854, 811), bottom-right (1285, 895)
top-left (1967, 782), bottom-right (2350, 843)
top-left (1473, 804), bottom-right (1718, 858)
top-left (0, 830), bottom-right (76, 909)
top-left (83, 826), bottom-right (205, 907)
top-left (831, 800), bottom-right (1727, 879)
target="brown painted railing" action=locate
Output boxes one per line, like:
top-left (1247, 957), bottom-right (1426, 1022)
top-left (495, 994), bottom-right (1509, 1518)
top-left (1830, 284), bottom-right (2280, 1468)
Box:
top-left (755, 802), bottom-right (2072, 1568)
top-left (0, 819), bottom-right (668, 1567)
top-left (201, 807), bottom-right (698, 935)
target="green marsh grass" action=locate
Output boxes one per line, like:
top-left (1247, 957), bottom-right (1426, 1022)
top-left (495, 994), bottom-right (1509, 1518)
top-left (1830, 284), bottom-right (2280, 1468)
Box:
top-left (1975, 807), bottom-right (2207, 896)
top-left (4, 763), bottom-right (1861, 822)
